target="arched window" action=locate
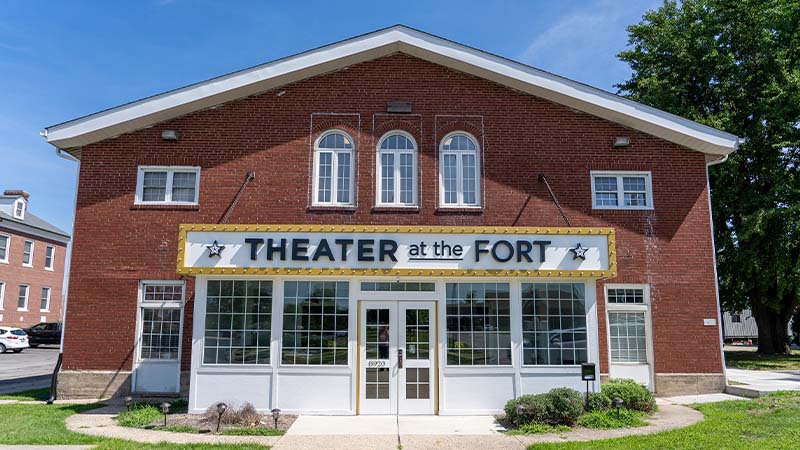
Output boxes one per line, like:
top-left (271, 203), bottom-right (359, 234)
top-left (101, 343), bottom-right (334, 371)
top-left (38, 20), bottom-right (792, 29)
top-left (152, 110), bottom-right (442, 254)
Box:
top-left (439, 132), bottom-right (480, 207)
top-left (376, 132), bottom-right (417, 206)
top-left (313, 130), bottom-right (355, 206)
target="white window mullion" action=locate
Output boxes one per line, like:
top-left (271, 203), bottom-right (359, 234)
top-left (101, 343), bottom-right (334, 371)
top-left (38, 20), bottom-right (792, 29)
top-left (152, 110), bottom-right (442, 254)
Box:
top-left (616, 176), bottom-right (625, 207)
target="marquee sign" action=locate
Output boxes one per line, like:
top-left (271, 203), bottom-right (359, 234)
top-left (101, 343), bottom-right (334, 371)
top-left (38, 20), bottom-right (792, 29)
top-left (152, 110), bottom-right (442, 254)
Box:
top-left (177, 225), bottom-right (616, 278)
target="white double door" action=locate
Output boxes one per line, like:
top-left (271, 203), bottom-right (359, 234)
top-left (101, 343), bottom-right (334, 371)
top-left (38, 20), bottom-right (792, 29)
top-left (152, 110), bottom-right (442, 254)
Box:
top-left (359, 301), bottom-right (436, 415)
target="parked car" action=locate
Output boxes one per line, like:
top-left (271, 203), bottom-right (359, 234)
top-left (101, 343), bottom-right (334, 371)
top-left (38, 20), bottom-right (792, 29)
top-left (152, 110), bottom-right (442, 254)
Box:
top-left (24, 322), bottom-right (62, 347)
top-left (0, 326), bottom-right (30, 353)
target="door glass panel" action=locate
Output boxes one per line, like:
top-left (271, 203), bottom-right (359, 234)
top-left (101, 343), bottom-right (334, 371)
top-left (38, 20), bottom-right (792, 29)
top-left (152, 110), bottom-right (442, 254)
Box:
top-left (366, 308), bottom-right (390, 360)
top-left (405, 309), bottom-right (429, 360)
top-left (141, 307), bottom-right (181, 360)
top-left (405, 368), bottom-right (430, 399)
top-left (366, 368), bottom-right (390, 399)
top-left (609, 311), bottom-right (648, 363)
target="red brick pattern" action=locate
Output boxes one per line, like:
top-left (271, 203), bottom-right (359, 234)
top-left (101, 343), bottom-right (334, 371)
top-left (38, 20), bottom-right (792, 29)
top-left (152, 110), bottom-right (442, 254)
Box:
top-left (65, 54), bottom-right (723, 375)
top-left (0, 229), bottom-right (67, 328)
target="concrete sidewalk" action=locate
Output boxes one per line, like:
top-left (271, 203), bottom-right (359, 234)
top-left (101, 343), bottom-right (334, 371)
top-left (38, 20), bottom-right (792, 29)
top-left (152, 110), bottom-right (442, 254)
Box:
top-left (726, 368), bottom-right (800, 397)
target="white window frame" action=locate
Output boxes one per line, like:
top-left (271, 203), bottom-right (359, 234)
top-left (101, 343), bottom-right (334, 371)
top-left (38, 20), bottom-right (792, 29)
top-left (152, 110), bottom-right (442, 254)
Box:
top-left (22, 240), bottom-right (34, 267)
top-left (17, 284), bottom-right (29, 311)
top-left (40, 287), bottom-right (51, 312)
top-left (438, 131), bottom-right (481, 208)
top-left (0, 281), bottom-right (5, 310)
top-left (135, 166), bottom-right (201, 205)
top-left (0, 234), bottom-right (9, 264)
top-left (591, 171), bottom-right (653, 210)
top-left (604, 284), bottom-right (654, 370)
top-left (312, 130), bottom-right (356, 207)
top-left (375, 131), bottom-right (418, 207)
top-left (13, 199), bottom-right (25, 220)
top-left (44, 246), bottom-right (55, 271)
top-left (136, 280), bottom-right (186, 362)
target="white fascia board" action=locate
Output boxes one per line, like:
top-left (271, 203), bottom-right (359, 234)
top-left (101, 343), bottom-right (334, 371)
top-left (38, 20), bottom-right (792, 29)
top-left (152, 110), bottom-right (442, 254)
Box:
top-left (43, 25), bottom-right (738, 157)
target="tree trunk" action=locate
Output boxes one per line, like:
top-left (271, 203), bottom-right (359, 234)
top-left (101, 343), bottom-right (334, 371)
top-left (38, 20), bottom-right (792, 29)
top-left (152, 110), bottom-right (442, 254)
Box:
top-left (752, 301), bottom-right (792, 355)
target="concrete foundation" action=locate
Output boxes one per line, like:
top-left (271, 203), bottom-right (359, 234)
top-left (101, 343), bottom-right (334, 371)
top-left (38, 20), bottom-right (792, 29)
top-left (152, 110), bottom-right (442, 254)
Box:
top-left (57, 370), bottom-right (132, 399)
top-left (654, 373), bottom-right (726, 396)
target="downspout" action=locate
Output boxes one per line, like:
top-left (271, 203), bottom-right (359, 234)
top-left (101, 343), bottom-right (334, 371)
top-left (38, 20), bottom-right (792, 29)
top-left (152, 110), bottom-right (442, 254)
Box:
top-left (705, 152), bottom-right (730, 389)
top-left (47, 143), bottom-right (80, 403)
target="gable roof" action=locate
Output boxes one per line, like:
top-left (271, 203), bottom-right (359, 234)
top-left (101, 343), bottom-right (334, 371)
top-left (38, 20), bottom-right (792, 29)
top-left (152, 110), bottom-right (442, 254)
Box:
top-left (0, 209), bottom-right (71, 244)
top-left (42, 25), bottom-right (738, 162)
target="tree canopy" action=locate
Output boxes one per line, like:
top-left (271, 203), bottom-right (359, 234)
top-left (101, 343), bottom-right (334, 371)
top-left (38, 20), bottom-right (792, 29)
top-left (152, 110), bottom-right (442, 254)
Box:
top-left (617, 0), bottom-right (800, 353)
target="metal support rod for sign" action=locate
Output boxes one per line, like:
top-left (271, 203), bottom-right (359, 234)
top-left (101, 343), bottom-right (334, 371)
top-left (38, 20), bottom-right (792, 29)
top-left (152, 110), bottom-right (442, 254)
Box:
top-left (219, 171), bottom-right (255, 224)
top-left (538, 173), bottom-right (571, 227)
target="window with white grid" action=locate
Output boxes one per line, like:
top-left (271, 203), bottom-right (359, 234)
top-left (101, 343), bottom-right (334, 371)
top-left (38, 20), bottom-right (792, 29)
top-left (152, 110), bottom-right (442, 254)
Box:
top-left (607, 288), bottom-right (645, 304)
top-left (282, 281), bottom-right (349, 365)
top-left (0, 235), bottom-right (8, 263)
top-left (377, 132), bottom-right (417, 206)
top-left (439, 133), bottom-right (480, 207)
top-left (204, 280), bottom-right (272, 365)
top-left (140, 308), bottom-right (182, 360)
top-left (135, 166), bottom-right (200, 205)
top-left (313, 131), bottom-right (355, 206)
top-left (591, 172), bottom-right (652, 210)
top-left (521, 283), bottom-right (588, 365)
top-left (445, 282), bottom-right (511, 366)
top-left (143, 284), bottom-right (184, 302)
top-left (40, 287), bottom-right (51, 311)
top-left (608, 312), bottom-right (648, 363)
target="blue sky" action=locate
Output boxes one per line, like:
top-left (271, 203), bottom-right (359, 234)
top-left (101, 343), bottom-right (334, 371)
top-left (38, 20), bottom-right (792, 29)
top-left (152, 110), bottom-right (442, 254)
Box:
top-left (0, 0), bottom-right (659, 233)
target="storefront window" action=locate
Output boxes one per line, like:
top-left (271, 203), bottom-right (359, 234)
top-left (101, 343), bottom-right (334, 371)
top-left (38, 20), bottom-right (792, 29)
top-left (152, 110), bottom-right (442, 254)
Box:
top-left (203, 280), bottom-right (272, 365)
top-left (445, 282), bottom-right (511, 365)
top-left (282, 281), bottom-right (349, 365)
top-left (521, 283), bottom-right (587, 365)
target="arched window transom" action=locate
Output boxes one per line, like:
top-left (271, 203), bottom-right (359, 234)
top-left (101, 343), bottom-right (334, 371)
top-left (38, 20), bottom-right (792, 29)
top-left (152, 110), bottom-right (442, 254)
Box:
top-left (439, 132), bottom-right (480, 207)
top-left (313, 130), bottom-right (355, 206)
top-left (376, 132), bottom-right (417, 206)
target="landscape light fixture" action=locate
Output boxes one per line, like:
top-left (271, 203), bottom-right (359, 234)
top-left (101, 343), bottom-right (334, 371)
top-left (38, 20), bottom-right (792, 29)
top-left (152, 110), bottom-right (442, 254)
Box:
top-left (271, 408), bottom-right (282, 429)
top-left (612, 136), bottom-right (631, 148)
top-left (215, 402), bottom-right (228, 433)
top-left (124, 396), bottom-right (133, 410)
top-left (161, 129), bottom-right (180, 141)
top-left (613, 397), bottom-right (624, 417)
top-left (160, 402), bottom-right (171, 427)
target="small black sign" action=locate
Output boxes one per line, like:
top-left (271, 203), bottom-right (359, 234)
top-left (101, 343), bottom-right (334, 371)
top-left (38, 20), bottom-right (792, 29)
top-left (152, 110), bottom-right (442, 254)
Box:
top-left (581, 362), bottom-right (596, 381)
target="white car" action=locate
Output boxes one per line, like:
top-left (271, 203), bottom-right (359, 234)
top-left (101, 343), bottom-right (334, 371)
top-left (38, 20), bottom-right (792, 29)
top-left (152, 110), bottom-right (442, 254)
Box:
top-left (0, 326), bottom-right (29, 353)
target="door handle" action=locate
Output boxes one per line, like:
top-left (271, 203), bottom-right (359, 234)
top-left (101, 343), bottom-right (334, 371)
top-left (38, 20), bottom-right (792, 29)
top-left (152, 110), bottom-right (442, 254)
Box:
top-left (397, 348), bottom-right (403, 369)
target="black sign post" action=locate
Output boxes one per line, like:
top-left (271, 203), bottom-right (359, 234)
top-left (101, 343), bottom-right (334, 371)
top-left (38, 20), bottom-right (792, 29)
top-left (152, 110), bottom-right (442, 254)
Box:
top-left (581, 362), bottom-right (596, 410)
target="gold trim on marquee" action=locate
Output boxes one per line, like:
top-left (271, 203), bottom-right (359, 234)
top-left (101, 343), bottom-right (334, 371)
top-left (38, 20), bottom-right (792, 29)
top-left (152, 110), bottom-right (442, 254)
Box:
top-left (176, 224), bottom-right (617, 278)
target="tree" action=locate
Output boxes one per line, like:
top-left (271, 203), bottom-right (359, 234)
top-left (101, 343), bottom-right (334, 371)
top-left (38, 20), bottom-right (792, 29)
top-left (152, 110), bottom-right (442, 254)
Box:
top-left (617, 0), bottom-right (800, 354)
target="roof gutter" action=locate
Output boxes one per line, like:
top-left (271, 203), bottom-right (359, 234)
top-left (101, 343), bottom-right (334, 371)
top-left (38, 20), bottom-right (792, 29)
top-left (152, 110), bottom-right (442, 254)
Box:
top-left (42, 130), bottom-right (80, 163)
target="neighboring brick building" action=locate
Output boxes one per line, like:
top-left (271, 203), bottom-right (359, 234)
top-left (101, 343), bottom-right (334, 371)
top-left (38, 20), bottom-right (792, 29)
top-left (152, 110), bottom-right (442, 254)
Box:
top-left (0, 190), bottom-right (70, 329)
top-left (43, 26), bottom-right (738, 412)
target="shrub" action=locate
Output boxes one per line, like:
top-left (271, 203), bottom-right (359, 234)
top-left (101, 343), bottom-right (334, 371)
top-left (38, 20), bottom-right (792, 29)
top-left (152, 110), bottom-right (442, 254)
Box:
top-left (577, 408), bottom-right (648, 429)
top-left (601, 379), bottom-right (656, 413)
top-left (204, 402), bottom-right (261, 426)
top-left (586, 392), bottom-right (612, 412)
top-left (116, 403), bottom-right (162, 428)
top-left (544, 388), bottom-right (584, 426)
top-left (504, 387), bottom-right (584, 427)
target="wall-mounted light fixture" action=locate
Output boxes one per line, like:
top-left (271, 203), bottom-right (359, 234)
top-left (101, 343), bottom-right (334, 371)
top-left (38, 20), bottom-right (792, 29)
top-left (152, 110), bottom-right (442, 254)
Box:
top-left (612, 136), bottom-right (631, 148)
top-left (161, 130), bottom-right (180, 141)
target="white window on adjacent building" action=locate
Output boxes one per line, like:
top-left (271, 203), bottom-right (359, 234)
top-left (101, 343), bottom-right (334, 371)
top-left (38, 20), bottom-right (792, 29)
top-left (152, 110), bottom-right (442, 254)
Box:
top-left (313, 131), bottom-right (355, 207)
top-left (0, 235), bottom-right (8, 264)
top-left (44, 246), bottom-right (55, 271)
top-left (606, 285), bottom-right (652, 364)
top-left (376, 132), bottom-right (418, 207)
top-left (22, 240), bottom-right (33, 267)
top-left (439, 132), bottom-right (481, 208)
top-left (135, 166), bottom-right (201, 205)
top-left (13, 199), bottom-right (26, 220)
top-left (591, 171), bottom-right (653, 210)
top-left (40, 287), bottom-right (51, 311)
top-left (17, 284), bottom-right (29, 311)
top-left (0, 281), bottom-right (5, 310)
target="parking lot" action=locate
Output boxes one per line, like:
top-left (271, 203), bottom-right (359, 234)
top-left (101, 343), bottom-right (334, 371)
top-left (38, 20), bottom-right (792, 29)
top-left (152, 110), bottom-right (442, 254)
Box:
top-left (0, 346), bottom-right (59, 394)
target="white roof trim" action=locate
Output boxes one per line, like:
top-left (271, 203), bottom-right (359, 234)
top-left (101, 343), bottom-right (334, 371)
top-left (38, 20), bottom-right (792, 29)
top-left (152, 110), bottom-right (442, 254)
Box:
top-left (43, 25), bottom-right (738, 158)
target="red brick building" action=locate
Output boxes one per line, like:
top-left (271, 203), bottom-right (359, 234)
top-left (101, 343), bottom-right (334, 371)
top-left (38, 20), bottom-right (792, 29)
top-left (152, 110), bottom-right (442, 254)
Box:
top-left (0, 190), bottom-right (70, 329)
top-left (43, 26), bottom-right (737, 413)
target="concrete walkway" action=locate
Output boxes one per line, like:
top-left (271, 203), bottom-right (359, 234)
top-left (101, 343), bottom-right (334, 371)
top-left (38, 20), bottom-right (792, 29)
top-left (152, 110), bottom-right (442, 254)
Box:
top-left (61, 398), bottom-right (707, 450)
top-left (726, 368), bottom-right (800, 397)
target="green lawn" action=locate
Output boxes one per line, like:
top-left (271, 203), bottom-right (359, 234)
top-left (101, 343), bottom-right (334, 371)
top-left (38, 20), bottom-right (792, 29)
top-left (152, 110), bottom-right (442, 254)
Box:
top-left (0, 402), bottom-right (270, 449)
top-left (0, 387), bottom-right (50, 401)
top-left (725, 349), bottom-right (800, 370)
top-left (529, 392), bottom-right (800, 449)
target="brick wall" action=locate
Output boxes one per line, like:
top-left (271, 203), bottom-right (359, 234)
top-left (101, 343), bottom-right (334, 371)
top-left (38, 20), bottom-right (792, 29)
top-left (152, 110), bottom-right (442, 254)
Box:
top-left (64, 53), bottom-right (723, 375)
top-left (0, 228), bottom-right (67, 328)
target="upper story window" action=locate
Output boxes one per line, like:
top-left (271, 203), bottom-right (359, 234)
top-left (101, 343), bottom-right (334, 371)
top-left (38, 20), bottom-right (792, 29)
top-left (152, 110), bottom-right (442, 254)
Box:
top-left (22, 240), bottom-right (33, 267)
top-left (135, 166), bottom-right (201, 205)
top-left (591, 171), bottom-right (653, 210)
top-left (439, 132), bottom-right (480, 208)
top-left (0, 235), bottom-right (8, 264)
top-left (13, 199), bottom-right (25, 220)
top-left (44, 246), bottom-right (55, 271)
top-left (17, 284), bottom-right (29, 311)
top-left (313, 131), bottom-right (355, 207)
top-left (376, 132), bottom-right (417, 207)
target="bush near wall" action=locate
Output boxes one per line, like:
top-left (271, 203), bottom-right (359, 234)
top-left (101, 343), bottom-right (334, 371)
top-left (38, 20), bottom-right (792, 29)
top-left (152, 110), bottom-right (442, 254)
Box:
top-left (503, 388), bottom-right (584, 426)
top-left (600, 379), bottom-right (656, 413)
